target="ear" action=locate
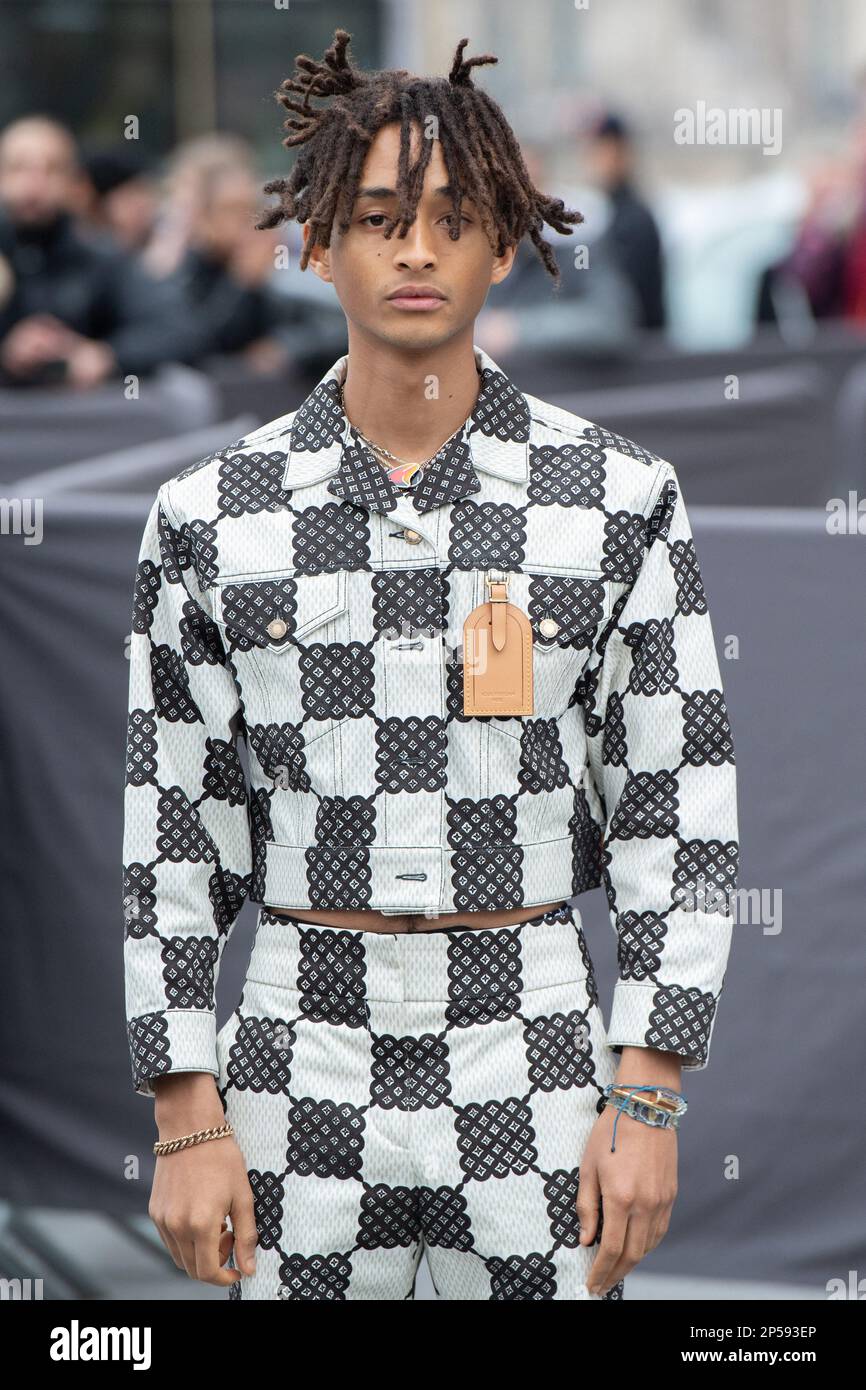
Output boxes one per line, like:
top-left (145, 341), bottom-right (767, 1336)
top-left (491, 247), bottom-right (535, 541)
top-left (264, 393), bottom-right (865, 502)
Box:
top-left (489, 241), bottom-right (517, 288)
top-left (304, 222), bottom-right (333, 284)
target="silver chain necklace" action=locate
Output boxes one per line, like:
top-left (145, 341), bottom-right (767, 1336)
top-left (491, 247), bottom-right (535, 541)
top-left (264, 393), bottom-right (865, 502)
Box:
top-left (339, 379), bottom-right (470, 487)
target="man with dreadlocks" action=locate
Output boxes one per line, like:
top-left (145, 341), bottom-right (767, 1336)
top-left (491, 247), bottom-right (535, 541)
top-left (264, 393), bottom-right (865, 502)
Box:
top-left (124, 30), bottom-right (738, 1302)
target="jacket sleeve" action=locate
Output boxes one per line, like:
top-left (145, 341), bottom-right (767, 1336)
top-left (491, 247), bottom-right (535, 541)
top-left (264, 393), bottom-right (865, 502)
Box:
top-left (584, 460), bottom-right (739, 1070)
top-left (123, 483), bottom-right (253, 1098)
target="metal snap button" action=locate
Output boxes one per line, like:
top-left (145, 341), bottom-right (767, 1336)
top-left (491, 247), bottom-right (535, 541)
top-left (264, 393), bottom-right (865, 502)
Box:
top-left (266, 617), bottom-right (288, 639)
top-left (402, 528), bottom-right (422, 543)
top-left (539, 617), bottom-right (560, 638)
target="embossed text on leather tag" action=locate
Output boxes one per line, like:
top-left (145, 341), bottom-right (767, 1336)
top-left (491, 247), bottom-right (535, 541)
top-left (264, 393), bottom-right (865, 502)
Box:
top-left (463, 575), bottom-right (533, 715)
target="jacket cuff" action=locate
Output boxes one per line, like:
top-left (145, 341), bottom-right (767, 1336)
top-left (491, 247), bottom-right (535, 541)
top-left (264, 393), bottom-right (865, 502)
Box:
top-left (127, 1008), bottom-right (218, 1099)
top-left (605, 981), bottom-right (720, 1071)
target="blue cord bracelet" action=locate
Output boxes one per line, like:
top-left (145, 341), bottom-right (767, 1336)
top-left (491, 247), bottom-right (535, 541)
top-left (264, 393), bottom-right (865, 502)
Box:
top-left (604, 1084), bottom-right (687, 1151)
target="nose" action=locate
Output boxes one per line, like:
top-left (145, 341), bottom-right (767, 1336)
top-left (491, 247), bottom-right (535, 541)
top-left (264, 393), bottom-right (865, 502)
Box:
top-left (391, 213), bottom-right (437, 270)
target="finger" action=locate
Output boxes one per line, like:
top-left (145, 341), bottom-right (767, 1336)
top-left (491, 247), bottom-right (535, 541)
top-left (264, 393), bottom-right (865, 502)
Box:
top-left (151, 1217), bottom-right (183, 1271)
top-left (585, 1198), bottom-right (627, 1295)
top-left (193, 1220), bottom-right (239, 1286)
top-left (575, 1162), bottom-right (601, 1246)
top-left (229, 1188), bottom-right (259, 1276)
top-left (217, 1218), bottom-right (245, 1283)
top-left (643, 1212), bottom-right (662, 1256)
top-left (218, 1226), bottom-right (236, 1267)
top-left (597, 1214), bottom-right (653, 1293)
top-left (175, 1235), bottom-right (200, 1281)
top-left (159, 1224), bottom-right (187, 1273)
top-left (646, 1201), bottom-right (674, 1254)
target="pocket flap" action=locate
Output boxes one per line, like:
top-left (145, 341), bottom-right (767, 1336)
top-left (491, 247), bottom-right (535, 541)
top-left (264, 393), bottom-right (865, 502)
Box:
top-left (526, 571), bottom-right (608, 650)
top-left (214, 571), bottom-right (347, 650)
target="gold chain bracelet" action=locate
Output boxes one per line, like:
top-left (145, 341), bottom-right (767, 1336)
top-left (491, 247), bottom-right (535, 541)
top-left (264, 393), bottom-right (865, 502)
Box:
top-left (153, 1121), bottom-right (235, 1157)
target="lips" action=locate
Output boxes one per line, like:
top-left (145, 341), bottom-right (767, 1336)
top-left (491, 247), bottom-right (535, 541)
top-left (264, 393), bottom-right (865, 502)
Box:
top-left (386, 285), bottom-right (447, 312)
top-left (387, 286), bottom-right (446, 301)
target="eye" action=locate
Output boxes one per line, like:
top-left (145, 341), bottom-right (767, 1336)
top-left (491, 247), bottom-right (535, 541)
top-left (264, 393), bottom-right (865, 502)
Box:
top-left (360, 213), bottom-right (390, 227)
top-left (441, 213), bottom-right (471, 228)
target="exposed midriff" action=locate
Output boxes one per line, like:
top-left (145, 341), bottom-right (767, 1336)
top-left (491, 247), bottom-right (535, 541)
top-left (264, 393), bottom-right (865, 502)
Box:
top-left (263, 900), bottom-right (567, 934)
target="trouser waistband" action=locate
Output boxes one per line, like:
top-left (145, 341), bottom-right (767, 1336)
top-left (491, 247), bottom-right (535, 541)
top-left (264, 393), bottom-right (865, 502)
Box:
top-left (246, 901), bottom-right (591, 1003)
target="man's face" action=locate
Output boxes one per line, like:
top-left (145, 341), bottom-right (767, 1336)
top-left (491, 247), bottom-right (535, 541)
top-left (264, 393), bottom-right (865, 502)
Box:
top-left (104, 178), bottom-right (158, 251)
top-left (0, 123), bottom-right (77, 226)
top-left (304, 120), bottom-right (515, 352)
top-left (585, 134), bottom-right (632, 189)
top-left (194, 168), bottom-right (258, 258)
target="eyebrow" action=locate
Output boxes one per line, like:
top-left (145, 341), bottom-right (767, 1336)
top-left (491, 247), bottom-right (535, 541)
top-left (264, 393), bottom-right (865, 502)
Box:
top-left (355, 184), bottom-right (458, 200)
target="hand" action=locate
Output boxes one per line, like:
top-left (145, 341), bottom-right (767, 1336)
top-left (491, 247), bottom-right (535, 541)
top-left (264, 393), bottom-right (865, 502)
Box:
top-left (63, 337), bottom-right (117, 388)
top-left (242, 335), bottom-right (290, 374)
top-left (0, 313), bottom-right (76, 376)
top-left (149, 1074), bottom-right (258, 1287)
top-left (577, 1104), bottom-right (678, 1296)
top-left (577, 1048), bottom-right (681, 1296)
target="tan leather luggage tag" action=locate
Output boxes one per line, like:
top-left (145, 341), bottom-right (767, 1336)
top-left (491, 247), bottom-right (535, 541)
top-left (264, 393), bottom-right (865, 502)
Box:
top-left (463, 574), bottom-right (533, 715)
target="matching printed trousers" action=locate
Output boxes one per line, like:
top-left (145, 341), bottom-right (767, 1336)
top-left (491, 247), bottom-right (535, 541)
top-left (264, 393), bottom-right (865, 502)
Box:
top-left (216, 901), bottom-right (626, 1300)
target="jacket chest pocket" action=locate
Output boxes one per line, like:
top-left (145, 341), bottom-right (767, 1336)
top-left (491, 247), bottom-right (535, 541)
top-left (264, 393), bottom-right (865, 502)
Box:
top-left (210, 570), bottom-right (350, 728)
top-left (500, 568), bottom-right (610, 717)
top-left (214, 571), bottom-right (348, 651)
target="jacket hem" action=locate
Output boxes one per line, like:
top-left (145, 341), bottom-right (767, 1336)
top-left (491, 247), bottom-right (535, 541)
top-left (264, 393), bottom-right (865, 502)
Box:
top-left (257, 837), bottom-right (579, 914)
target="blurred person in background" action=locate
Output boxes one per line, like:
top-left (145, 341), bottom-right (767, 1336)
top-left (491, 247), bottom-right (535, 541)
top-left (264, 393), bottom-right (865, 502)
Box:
top-left (755, 155), bottom-right (854, 329)
top-left (141, 132), bottom-right (256, 280)
top-left (0, 114), bottom-right (193, 387)
top-left (73, 143), bottom-right (162, 254)
top-left (841, 62), bottom-right (866, 322)
top-left (166, 150), bottom-right (297, 372)
top-left (844, 227), bottom-right (866, 323)
top-left (581, 109), bottom-right (666, 332)
top-left (145, 132), bottom-right (345, 372)
top-left (478, 137), bottom-right (641, 360)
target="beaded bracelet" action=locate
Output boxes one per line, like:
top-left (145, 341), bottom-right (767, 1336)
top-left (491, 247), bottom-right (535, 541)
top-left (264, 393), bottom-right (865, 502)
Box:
top-left (153, 1121), bottom-right (235, 1157)
top-left (602, 1084), bottom-right (687, 1152)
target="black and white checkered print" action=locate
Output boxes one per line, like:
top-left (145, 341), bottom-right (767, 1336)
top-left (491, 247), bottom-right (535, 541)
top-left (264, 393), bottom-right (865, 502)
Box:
top-left (216, 903), bottom-right (625, 1301)
top-left (123, 344), bottom-right (739, 1100)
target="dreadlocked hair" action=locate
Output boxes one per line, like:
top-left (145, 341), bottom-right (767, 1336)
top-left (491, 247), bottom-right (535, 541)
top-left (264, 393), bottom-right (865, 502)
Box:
top-left (256, 28), bottom-right (583, 282)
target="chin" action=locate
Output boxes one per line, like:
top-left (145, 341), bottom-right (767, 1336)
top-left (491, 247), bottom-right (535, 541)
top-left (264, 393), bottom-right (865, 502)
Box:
top-left (389, 318), bottom-right (463, 352)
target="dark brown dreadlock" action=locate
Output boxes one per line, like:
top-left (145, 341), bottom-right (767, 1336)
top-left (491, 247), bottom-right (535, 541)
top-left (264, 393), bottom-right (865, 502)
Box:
top-left (256, 28), bottom-right (583, 283)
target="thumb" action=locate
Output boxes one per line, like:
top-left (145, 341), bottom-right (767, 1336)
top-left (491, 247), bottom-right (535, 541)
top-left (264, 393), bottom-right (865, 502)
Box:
top-left (575, 1159), bottom-right (601, 1246)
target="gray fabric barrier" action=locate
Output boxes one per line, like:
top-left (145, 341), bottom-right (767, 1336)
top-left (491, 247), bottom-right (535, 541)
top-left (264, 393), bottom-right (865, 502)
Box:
top-left (10, 414), bottom-right (258, 498)
top-left (0, 486), bottom-right (863, 1290)
top-left (3, 323), bottom-right (865, 504)
top-left (0, 364), bottom-right (222, 478)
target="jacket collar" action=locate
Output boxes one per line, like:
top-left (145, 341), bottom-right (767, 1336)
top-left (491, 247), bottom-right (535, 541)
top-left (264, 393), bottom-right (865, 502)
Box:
top-left (281, 343), bottom-right (531, 515)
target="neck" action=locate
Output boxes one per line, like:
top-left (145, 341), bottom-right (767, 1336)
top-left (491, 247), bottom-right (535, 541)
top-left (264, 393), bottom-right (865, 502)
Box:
top-left (340, 326), bottom-right (481, 464)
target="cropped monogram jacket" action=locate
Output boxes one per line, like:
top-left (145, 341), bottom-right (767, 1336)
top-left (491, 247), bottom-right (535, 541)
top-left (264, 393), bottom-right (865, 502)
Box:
top-left (123, 344), bottom-right (739, 1097)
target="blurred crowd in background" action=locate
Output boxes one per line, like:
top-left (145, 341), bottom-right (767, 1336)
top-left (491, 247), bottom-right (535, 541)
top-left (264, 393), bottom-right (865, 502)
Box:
top-left (0, 115), bottom-right (346, 389)
top-left (3, 82), bottom-right (866, 394)
top-left (0, 107), bottom-right (665, 391)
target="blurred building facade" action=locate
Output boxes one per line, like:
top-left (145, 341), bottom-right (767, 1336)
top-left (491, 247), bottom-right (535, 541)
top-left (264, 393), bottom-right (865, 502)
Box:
top-left (3, 0), bottom-right (866, 179)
